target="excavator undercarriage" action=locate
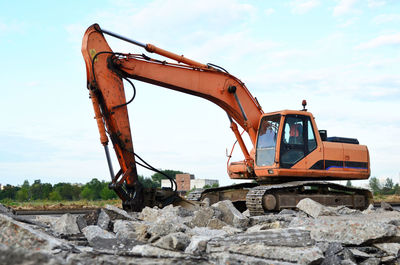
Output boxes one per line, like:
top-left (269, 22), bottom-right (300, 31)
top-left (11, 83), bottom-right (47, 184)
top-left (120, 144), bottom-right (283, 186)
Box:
top-left (189, 181), bottom-right (372, 216)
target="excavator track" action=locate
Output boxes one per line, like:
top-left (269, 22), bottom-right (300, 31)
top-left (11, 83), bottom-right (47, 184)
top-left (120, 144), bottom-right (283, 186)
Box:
top-left (246, 181), bottom-right (373, 216)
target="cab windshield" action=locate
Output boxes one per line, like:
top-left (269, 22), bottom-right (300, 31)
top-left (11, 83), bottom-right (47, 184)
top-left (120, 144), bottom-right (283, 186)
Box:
top-left (256, 115), bottom-right (280, 166)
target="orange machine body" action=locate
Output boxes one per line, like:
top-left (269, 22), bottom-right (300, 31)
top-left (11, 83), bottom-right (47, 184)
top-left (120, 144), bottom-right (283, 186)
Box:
top-left (229, 110), bottom-right (370, 182)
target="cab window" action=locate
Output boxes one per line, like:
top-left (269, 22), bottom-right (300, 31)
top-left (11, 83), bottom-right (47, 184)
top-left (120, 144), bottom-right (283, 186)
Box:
top-left (256, 115), bottom-right (280, 166)
top-left (280, 115), bottom-right (317, 168)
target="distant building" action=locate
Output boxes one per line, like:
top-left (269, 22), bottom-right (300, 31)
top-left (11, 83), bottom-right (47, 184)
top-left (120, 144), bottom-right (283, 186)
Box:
top-left (161, 174), bottom-right (219, 194)
top-left (190, 179), bottom-right (218, 190)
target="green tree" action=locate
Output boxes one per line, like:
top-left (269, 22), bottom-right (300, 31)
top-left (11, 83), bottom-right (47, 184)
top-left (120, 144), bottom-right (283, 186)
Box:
top-left (49, 190), bottom-right (62, 201)
top-left (100, 186), bottom-right (117, 200)
top-left (80, 178), bottom-right (103, 200)
top-left (16, 188), bottom-right (29, 201)
top-left (394, 183), bottom-right (400, 195)
top-left (16, 180), bottom-right (30, 201)
top-left (0, 185), bottom-right (20, 200)
top-left (369, 177), bottom-right (381, 195)
top-left (80, 186), bottom-right (94, 200)
top-left (151, 169), bottom-right (184, 187)
top-left (381, 178), bottom-right (395, 195)
top-left (203, 184), bottom-right (211, 189)
top-left (211, 183), bottom-right (219, 188)
top-left (346, 180), bottom-right (352, 187)
top-left (139, 175), bottom-right (158, 188)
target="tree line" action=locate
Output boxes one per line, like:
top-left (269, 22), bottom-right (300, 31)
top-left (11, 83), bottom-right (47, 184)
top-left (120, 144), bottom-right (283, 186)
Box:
top-left (0, 169), bottom-right (184, 202)
top-left (368, 177), bottom-right (400, 196)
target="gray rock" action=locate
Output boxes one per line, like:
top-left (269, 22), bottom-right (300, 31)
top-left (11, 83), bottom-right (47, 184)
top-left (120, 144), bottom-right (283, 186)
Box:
top-left (97, 209), bottom-right (110, 230)
top-left (211, 200), bottom-right (249, 228)
top-left (296, 198), bottom-right (338, 218)
top-left (289, 214), bottom-right (398, 245)
top-left (82, 225), bottom-right (115, 243)
top-left (153, 232), bottom-right (190, 251)
top-left (249, 214), bottom-right (295, 226)
top-left (139, 206), bottom-right (160, 221)
top-left (208, 228), bottom-right (314, 250)
top-left (113, 219), bottom-right (139, 239)
top-left (349, 248), bottom-right (373, 258)
top-left (242, 209), bottom-right (250, 217)
top-left (0, 244), bottom-right (64, 265)
top-left (362, 204), bottom-right (375, 214)
top-left (335, 206), bottom-right (361, 215)
top-left (75, 214), bottom-right (87, 232)
top-left (359, 258), bottom-right (381, 265)
top-left (189, 227), bottom-right (228, 238)
top-left (374, 242), bottom-right (400, 256)
top-left (52, 213), bottom-right (80, 235)
top-left (0, 213), bottom-right (71, 252)
top-left (210, 252), bottom-right (295, 265)
top-left (381, 201), bottom-right (393, 211)
top-left (206, 217), bottom-right (227, 229)
top-left (208, 243), bottom-right (323, 265)
top-left (104, 204), bottom-right (136, 220)
top-left (160, 205), bottom-right (194, 218)
top-left (324, 242), bottom-right (344, 257)
top-left (130, 244), bottom-right (188, 258)
top-left (191, 207), bottom-right (214, 227)
top-left (278, 209), bottom-right (298, 216)
top-left (89, 237), bottom-right (144, 251)
top-left (146, 221), bottom-right (187, 242)
top-left (0, 204), bottom-right (14, 215)
top-left (34, 215), bottom-right (59, 227)
top-left (185, 235), bottom-right (213, 254)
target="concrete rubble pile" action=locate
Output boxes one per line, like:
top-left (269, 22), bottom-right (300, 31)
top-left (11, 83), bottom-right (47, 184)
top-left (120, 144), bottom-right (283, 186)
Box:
top-left (0, 199), bottom-right (400, 264)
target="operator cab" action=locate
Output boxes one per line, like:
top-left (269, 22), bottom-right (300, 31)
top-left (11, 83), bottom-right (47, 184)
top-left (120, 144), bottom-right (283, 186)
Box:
top-left (255, 111), bottom-right (318, 169)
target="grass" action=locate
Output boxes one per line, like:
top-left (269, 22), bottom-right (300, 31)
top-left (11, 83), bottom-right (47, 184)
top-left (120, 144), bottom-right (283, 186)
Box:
top-left (1, 199), bottom-right (122, 210)
top-left (372, 194), bottom-right (400, 203)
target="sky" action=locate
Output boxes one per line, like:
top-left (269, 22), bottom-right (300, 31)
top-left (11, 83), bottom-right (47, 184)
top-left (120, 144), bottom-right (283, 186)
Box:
top-left (0, 0), bottom-right (399, 187)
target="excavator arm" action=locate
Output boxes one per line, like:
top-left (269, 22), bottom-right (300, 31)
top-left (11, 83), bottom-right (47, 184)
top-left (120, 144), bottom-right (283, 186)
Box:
top-left (82, 24), bottom-right (263, 210)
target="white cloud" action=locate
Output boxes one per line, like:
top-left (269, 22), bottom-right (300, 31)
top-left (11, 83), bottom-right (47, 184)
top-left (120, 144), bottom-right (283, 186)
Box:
top-left (368, 0), bottom-right (386, 8)
top-left (264, 8), bottom-right (275, 16)
top-left (372, 14), bottom-right (400, 24)
top-left (356, 33), bottom-right (400, 49)
top-left (333, 0), bottom-right (359, 17)
top-left (289, 0), bottom-right (320, 14)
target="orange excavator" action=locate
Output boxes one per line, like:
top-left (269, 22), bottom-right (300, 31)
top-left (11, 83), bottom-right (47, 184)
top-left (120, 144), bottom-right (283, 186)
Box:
top-left (82, 24), bottom-right (372, 215)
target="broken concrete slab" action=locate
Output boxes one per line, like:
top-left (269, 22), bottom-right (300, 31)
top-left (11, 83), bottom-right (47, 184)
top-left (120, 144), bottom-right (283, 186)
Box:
top-left (190, 207), bottom-right (214, 227)
top-left (290, 214), bottom-right (398, 245)
top-left (113, 219), bottom-right (140, 239)
top-left (211, 200), bottom-right (249, 228)
top-left (381, 201), bottom-right (393, 211)
top-left (81, 225), bottom-right (115, 244)
top-left (209, 252), bottom-right (296, 265)
top-left (296, 198), bottom-right (338, 218)
top-left (208, 243), bottom-right (324, 265)
top-left (75, 214), bottom-right (87, 232)
top-left (374, 242), bottom-right (400, 256)
top-left (0, 214), bottom-right (72, 253)
top-left (206, 217), bottom-right (227, 230)
top-left (207, 228), bottom-right (314, 250)
top-left (249, 213), bottom-right (295, 227)
top-left (52, 213), bottom-right (80, 235)
top-left (153, 232), bottom-right (190, 251)
top-left (97, 209), bottom-right (110, 230)
top-left (0, 243), bottom-right (65, 265)
top-left (89, 237), bottom-right (144, 252)
top-left (104, 204), bottom-right (137, 221)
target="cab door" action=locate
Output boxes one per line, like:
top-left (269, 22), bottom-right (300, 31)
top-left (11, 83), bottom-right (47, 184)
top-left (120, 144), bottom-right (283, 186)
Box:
top-left (279, 115), bottom-right (317, 168)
